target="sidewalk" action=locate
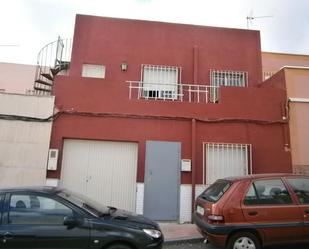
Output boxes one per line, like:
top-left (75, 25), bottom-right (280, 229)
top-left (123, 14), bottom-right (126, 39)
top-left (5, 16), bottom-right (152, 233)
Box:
top-left (159, 223), bottom-right (203, 243)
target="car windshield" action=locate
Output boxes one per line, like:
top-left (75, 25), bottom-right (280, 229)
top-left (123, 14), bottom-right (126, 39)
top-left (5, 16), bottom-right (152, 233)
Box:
top-left (57, 189), bottom-right (117, 217)
top-left (199, 180), bottom-right (231, 203)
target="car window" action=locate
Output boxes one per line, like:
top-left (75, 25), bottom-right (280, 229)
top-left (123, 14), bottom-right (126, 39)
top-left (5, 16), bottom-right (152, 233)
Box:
top-left (9, 194), bottom-right (73, 225)
top-left (58, 190), bottom-right (111, 217)
top-left (287, 178), bottom-right (309, 204)
top-left (244, 179), bottom-right (292, 205)
top-left (199, 180), bottom-right (231, 203)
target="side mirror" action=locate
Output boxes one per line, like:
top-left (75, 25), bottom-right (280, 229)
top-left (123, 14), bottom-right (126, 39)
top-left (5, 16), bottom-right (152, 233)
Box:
top-left (63, 216), bottom-right (81, 227)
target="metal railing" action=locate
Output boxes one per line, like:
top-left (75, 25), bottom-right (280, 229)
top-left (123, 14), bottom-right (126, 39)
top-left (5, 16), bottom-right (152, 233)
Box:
top-left (34, 37), bottom-right (72, 95)
top-left (126, 81), bottom-right (220, 103)
top-left (263, 71), bottom-right (275, 80)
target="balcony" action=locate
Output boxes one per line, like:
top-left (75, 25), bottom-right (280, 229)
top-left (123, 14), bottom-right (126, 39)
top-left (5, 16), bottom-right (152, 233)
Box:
top-left (126, 81), bottom-right (219, 103)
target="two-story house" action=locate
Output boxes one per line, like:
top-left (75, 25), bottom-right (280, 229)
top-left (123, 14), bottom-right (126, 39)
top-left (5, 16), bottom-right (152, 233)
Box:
top-left (43, 15), bottom-right (292, 223)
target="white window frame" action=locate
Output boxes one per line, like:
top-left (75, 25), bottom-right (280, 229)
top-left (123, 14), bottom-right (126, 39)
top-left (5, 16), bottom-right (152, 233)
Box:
top-left (210, 70), bottom-right (248, 87)
top-left (82, 64), bottom-right (105, 79)
top-left (141, 64), bottom-right (181, 100)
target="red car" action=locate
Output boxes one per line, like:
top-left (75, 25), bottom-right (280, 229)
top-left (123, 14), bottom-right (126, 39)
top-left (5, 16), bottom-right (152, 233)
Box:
top-left (193, 174), bottom-right (309, 249)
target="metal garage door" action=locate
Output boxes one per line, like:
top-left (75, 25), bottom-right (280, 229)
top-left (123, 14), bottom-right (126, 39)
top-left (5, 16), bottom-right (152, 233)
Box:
top-left (60, 139), bottom-right (138, 211)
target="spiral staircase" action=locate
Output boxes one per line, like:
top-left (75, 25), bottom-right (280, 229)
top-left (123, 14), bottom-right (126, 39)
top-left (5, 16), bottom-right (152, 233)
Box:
top-left (33, 37), bottom-right (72, 95)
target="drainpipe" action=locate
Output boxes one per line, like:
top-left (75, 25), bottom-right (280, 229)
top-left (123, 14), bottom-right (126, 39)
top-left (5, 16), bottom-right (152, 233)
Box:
top-left (191, 45), bottom-right (198, 222)
top-left (282, 102), bottom-right (292, 170)
top-left (193, 45), bottom-right (198, 102)
top-left (191, 118), bottom-right (197, 222)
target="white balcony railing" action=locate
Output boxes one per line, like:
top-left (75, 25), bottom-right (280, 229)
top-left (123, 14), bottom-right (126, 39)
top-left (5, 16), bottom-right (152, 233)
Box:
top-left (127, 81), bottom-right (219, 103)
top-left (263, 71), bottom-right (275, 80)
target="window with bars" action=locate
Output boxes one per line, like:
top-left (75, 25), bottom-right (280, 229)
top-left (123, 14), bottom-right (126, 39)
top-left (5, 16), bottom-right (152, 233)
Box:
top-left (203, 142), bottom-right (251, 185)
top-left (210, 70), bottom-right (248, 87)
top-left (142, 64), bottom-right (180, 100)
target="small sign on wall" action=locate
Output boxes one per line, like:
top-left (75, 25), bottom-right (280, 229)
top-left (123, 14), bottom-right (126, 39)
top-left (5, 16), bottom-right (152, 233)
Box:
top-left (181, 159), bottom-right (191, 172)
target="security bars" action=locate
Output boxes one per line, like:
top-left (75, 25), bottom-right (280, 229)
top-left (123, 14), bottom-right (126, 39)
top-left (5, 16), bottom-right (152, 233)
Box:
top-left (210, 70), bottom-right (248, 87)
top-left (203, 142), bottom-right (252, 185)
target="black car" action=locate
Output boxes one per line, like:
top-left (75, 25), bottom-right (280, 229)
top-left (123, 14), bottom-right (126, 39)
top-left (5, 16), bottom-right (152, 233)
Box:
top-left (0, 187), bottom-right (163, 249)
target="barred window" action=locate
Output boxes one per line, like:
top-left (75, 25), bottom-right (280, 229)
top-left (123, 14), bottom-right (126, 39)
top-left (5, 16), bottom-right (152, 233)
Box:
top-left (142, 64), bottom-right (181, 100)
top-left (210, 70), bottom-right (248, 87)
top-left (204, 142), bottom-right (251, 185)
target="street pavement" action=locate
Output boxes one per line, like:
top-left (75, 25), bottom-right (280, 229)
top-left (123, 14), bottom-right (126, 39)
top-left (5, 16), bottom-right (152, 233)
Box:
top-left (163, 240), bottom-right (215, 249)
top-left (163, 241), bottom-right (309, 249)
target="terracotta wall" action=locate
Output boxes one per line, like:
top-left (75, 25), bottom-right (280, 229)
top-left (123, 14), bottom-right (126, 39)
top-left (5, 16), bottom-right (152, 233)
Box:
top-left (69, 15), bottom-right (262, 87)
top-left (262, 51), bottom-right (309, 172)
top-left (50, 76), bottom-right (292, 183)
top-left (285, 68), bottom-right (309, 168)
top-left (262, 52), bottom-right (309, 73)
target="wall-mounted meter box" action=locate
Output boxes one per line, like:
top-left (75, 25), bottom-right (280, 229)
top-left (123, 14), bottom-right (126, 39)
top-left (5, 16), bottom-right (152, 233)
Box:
top-left (47, 149), bottom-right (59, 171)
top-left (181, 159), bottom-right (191, 172)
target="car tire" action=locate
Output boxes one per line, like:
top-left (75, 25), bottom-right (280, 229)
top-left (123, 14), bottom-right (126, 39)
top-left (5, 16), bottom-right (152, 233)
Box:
top-left (106, 243), bottom-right (132, 249)
top-left (227, 232), bottom-right (261, 249)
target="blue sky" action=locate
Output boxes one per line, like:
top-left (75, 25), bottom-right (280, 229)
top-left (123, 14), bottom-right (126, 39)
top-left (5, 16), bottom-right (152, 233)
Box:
top-left (1, 0), bottom-right (309, 65)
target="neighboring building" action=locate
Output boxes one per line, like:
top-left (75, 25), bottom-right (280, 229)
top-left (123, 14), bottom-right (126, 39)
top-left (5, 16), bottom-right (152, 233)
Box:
top-left (262, 52), bottom-right (309, 80)
top-left (0, 62), bottom-right (36, 94)
top-left (262, 52), bottom-right (309, 175)
top-left (0, 92), bottom-right (54, 187)
top-left (42, 15), bottom-right (292, 223)
top-left (0, 63), bottom-right (55, 188)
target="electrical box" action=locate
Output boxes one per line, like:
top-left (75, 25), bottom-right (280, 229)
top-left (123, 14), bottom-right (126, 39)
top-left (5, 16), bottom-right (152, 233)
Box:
top-left (47, 149), bottom-right (59, 171)
top-left (181, 159), bottom-right (191, 172)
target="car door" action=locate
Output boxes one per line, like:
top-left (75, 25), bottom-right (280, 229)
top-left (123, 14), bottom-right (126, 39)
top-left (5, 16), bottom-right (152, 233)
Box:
top-left (0, 193), bottom-right (38, 248)
top-left (241, 178), bottom-right (304, 245)
top-left (1, 191), bottom-right (90, 249)
top-left (0, 194), bottom-right (11, 247)
top-left (286, 177), bottom-right (309, 242)
top-left (0, 193), bottom-right (4, 222)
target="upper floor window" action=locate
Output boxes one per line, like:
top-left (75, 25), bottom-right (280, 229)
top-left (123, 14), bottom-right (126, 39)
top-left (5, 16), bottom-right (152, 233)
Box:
top-left (210, 70), bottom-right (248, 87)
top-left (142, 64), bottom-right (181, 100)
top-left (82, 64), bottom-right (105, 78)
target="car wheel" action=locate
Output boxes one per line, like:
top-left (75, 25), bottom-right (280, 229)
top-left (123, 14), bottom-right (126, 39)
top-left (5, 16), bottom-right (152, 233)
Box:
top-left (106, 243), bottom-right (132, 249)
top-left (227, 232), bottom-right (261, 249)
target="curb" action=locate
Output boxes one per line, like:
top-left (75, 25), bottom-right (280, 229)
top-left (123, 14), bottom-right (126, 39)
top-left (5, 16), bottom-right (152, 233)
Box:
top-left (164, 237), bottom-right (204, 245)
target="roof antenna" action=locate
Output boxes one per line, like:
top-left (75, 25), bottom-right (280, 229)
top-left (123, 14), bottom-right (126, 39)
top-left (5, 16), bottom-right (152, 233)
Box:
top-left (247, 10), bottom-right (273, 29)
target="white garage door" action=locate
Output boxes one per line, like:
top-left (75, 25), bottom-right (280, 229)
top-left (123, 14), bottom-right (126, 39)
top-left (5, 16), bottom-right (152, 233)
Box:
top-left (60, 139), bottom-right (138, 212)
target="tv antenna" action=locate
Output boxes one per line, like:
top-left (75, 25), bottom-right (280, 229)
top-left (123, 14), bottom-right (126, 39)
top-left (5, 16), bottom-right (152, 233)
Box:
top-left (246, 10), bottom-right (273, 29)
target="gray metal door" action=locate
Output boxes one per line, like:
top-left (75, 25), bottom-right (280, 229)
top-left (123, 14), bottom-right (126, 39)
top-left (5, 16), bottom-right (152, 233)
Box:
top-left (144, 141), bottom-right (180, 221)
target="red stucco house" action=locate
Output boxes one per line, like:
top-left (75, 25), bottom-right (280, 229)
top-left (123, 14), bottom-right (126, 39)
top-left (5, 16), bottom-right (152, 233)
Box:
top-left (45, 15), bottom-right (291, 222)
